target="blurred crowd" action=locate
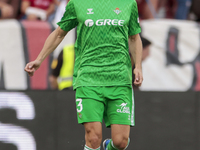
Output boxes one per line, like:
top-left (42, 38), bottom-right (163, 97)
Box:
top-left (137, 0), bottom-right (200, 21)
top-left (0, 0), bottom-right (200, 23)
top-left (0, 0), bottom-right (69, 23)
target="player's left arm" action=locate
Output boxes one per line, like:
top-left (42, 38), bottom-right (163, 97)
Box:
top-left (129, 34), bottom-right (143, 87)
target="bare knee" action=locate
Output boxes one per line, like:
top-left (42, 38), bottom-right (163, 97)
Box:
top-left (84, 122), bottom-right (102, 149)
top-left (112, 136), bottom-right (129, 150)
top-left (111, 124), bottom-right (130, 150)
top-left (85, 129), bottom-right (102, 147)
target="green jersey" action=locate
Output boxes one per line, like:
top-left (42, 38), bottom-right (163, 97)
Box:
top-left (57, 0), bottom-right (141, 89)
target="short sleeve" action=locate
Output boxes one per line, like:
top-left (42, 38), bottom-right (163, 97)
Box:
top-left (128, 0), bottom-right (141, 36)
top-left (57, 0), bottom-right (78, 32)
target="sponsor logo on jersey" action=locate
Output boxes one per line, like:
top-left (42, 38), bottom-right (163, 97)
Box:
top-left (116, 103), bottom-right (130, 114)
top-left (85, 19), bottom-right (94, 27)
top-left (87, 8), bottom-right (94, 14)
top-left (85, 19), bottom-right (124, 27)
top-left (114, 8), bottom-right (121, 15)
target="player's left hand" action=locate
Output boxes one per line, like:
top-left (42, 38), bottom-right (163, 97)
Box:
top-left (133, 67), bottom-right (143, 87)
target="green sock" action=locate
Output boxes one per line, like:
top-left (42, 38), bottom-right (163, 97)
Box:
top-left (106, 140), bottom-right (118, 150)
top-left (84, 145), bottom-right (100, 150)
top-left (106, 138), bottom-right (130, 150)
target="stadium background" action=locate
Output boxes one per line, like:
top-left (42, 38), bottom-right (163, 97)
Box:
top-left (0, 16), bottom-right (200, 150)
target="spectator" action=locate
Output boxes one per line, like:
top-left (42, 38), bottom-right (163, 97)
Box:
top-left (53, 0), bottom-right (65, 6)
top-left (160, 0), bottom-right (191, 19)
top-left (175, 0), bottom-right (191, 20)
top-left (0, 0), bottom-right (21, 19)
top-left (165, 0), bottom-right (177, 18)
top-left (137, 0), bottom-right (191, 20)
top-left (52, 0), bottom-right (69, 27)
top-left (21, 0), bottom-right (55, 21)
top-left (53, 0), bottom-right (60, 5)
top-left (136, 0), bottom-right (159, 19)
top-left (49, 44), bottom-right (74, 90)
top-left (190, 0), bottom-right (200, 21)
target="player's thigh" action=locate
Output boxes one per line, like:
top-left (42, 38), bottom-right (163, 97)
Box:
top-left (75, 86), bottom-right (105, 124)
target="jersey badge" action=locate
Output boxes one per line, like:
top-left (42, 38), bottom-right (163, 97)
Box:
top-left (87, 8), bottom-right (94, 14)
top-left (114, 8), bottom-right (121, 15)
top-left (79, 113), bottom-right (82, 118)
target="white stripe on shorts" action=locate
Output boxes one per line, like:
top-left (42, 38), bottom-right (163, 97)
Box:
top-left (131, 87), bottom-right (135, 126)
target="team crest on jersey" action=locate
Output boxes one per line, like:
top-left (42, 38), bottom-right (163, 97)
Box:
top-left (79, 113), bottom-right (82, 118)
top-left (114, 8), bottom-right (121, 15)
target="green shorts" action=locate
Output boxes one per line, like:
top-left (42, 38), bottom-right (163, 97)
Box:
top-left (75, 85), bottom-right (135, 127)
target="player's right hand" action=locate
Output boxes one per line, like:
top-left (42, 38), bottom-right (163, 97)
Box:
top-left (24, 60), bottom-right (42, 77)
top-left (133, 67), bottom-right (143, 87)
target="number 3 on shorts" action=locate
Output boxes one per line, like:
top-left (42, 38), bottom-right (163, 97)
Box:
top-left (76, 99), bottom-right (83, 112)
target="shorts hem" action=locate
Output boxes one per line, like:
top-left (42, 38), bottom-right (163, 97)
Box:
top-left (78, 120), bottom-right (103, 124)
top-left (105, 121), bottom-right (134, 127)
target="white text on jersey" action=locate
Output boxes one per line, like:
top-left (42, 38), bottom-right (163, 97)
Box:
top-left (85, 19), bottom-right (124, 27)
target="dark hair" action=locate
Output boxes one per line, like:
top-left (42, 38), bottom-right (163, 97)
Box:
top-left (141, 36), bottom-right (151, 48)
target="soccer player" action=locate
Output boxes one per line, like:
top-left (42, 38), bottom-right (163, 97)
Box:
top-left (24, 0), bottom-right (143, 149)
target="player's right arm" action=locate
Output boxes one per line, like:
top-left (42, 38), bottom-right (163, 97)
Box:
top-left (25, 0), bottom-right (77, 77)
top-left (24, 27), bottom-right (68, 77)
